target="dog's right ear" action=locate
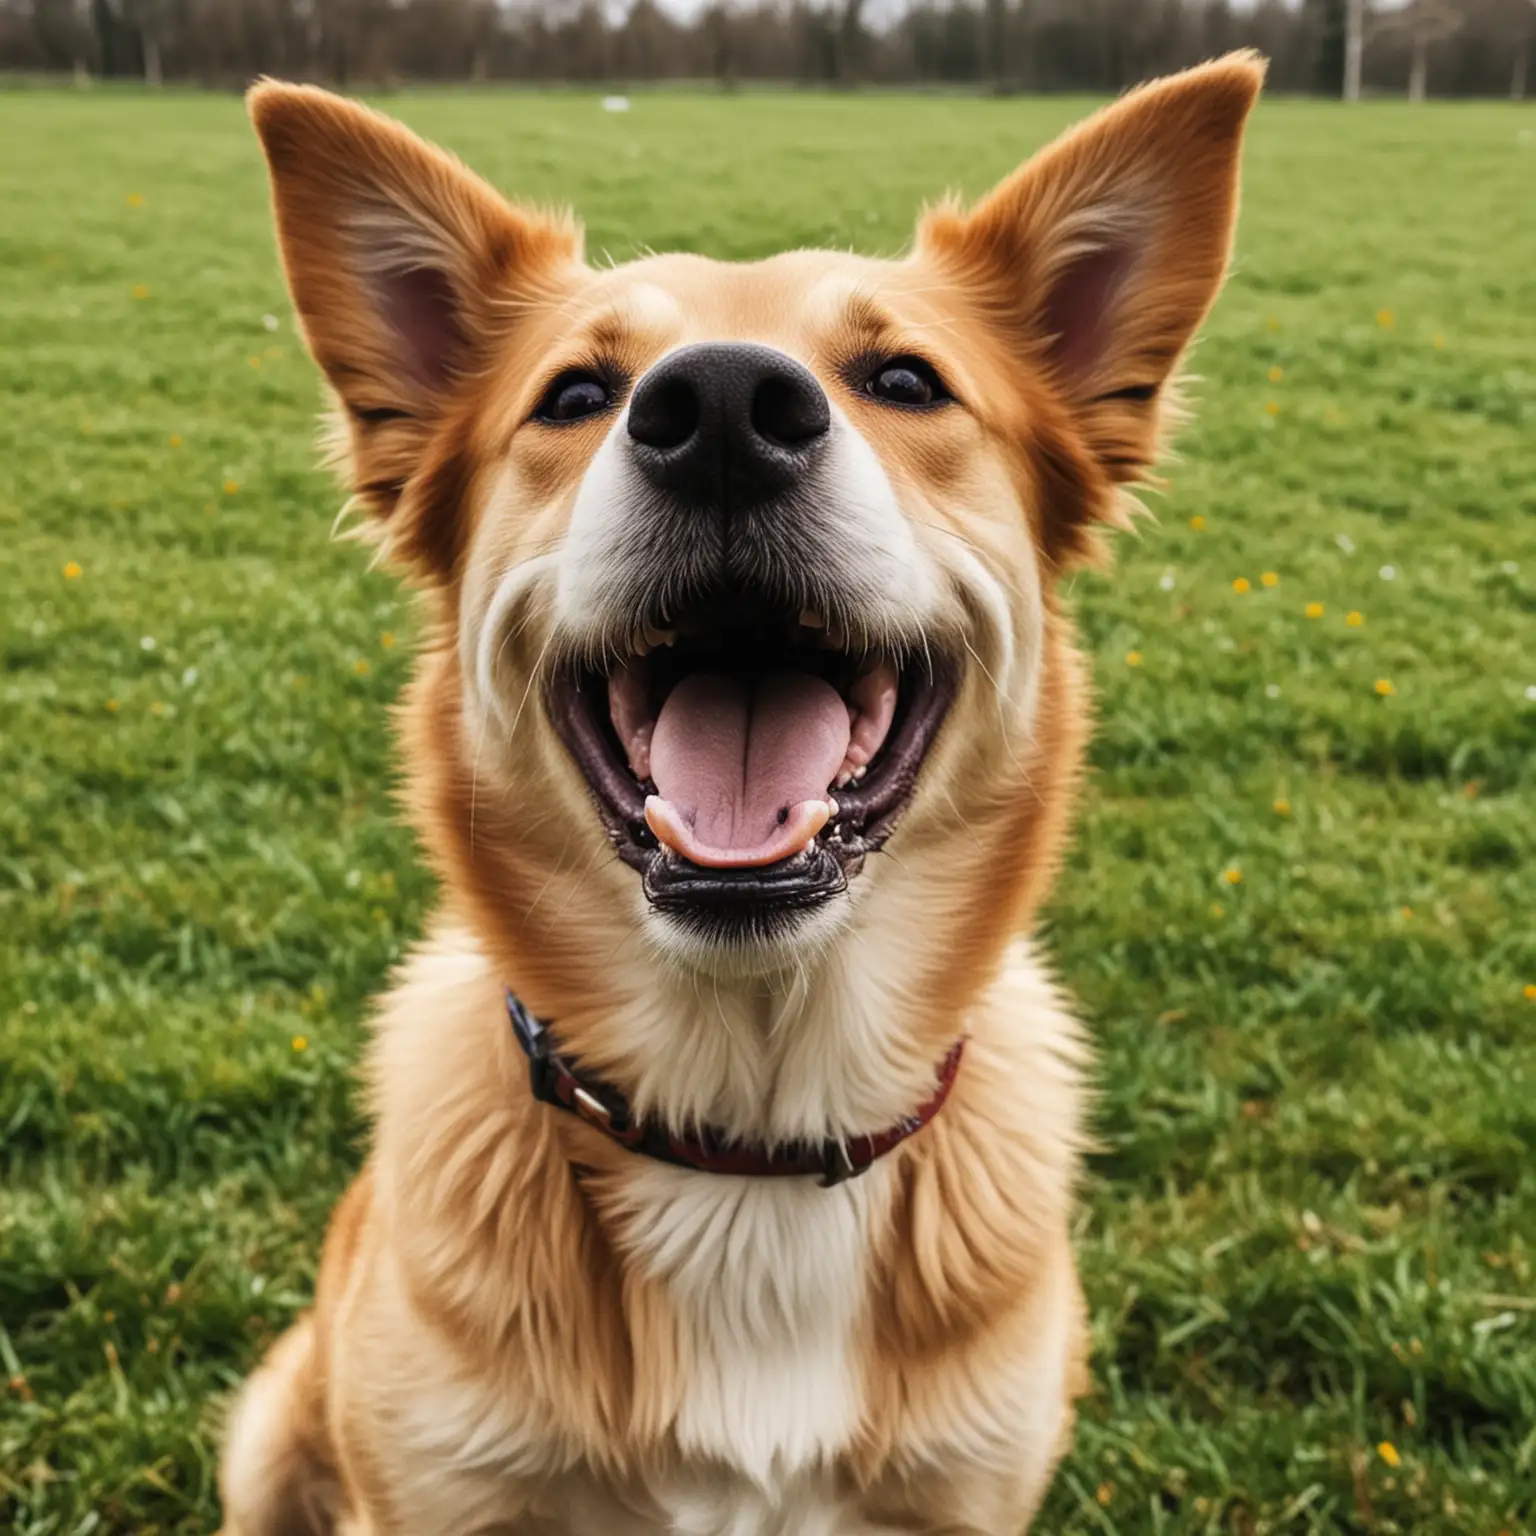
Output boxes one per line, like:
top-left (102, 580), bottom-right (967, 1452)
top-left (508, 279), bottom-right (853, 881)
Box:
top-left (248, 83), bottom-right (581, 574)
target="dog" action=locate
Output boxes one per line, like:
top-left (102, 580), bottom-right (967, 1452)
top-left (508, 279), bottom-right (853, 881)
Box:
top-left (219, 53), bottom-right (1263, 1535)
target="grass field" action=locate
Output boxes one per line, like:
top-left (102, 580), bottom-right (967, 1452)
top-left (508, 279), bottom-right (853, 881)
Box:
top-left (1, 85), bottom-right (1534, 1534)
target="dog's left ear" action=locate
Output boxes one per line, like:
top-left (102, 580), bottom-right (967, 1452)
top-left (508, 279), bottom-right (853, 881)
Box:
top-left (918, 53), bottom-right (1264, 558)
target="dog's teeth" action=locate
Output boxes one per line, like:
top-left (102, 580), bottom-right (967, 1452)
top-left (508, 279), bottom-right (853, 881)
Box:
top-left (833, 769), bottom-right (853, 790)
top-left (826, 797), bottom-right (839, 818)
top-left (852, 763), bottom-right (867, 782)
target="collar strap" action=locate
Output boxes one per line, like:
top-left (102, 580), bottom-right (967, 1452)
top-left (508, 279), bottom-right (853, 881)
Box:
top-left (506, 989), bottom-right (963, 1188)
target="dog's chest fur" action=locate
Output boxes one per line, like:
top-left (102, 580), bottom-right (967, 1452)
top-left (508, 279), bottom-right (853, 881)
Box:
top-left (612, 1161), bottom-right (888, 1516)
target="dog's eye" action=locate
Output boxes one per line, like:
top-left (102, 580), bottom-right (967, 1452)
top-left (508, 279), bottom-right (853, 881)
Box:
top-left (865, 357), bottom-right (949, 409)
top-left (535, 371), bottom-right (613, 425)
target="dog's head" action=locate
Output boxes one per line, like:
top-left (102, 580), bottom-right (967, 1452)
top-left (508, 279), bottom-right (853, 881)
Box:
top-left (250, 62), bottom-right (1260, 1060)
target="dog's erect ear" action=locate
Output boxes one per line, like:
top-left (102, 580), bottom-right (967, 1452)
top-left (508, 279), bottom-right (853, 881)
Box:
top-left (918, 53), bottom-right (1264, 554)
top-left (248, 83), bottom-right (581, 572)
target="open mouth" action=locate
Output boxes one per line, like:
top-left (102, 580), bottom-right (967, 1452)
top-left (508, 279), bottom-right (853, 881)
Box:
top-left (546, 594), bottom-right (955, 937)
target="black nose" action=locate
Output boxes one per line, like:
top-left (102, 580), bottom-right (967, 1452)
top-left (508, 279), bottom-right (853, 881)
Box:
top-left (627, 343), bottom-right (830, 512)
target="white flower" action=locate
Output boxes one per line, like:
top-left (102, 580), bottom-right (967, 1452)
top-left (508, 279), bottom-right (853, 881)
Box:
top-left (1265, 683), bottom-right (1280, 699)
top-left (1379, 565), bottom-right (1396, 581)
top-left (140, 635), bottom-right (156, 652)
top-left (1526, 685), bottom-right (1536, 702)
top-left (181, 666), bottom-right (199, 688)
top-left (262, 313), bottom-right (279, 331)
top-left (1335, 533), bottom-right (1355, 554)
top-left (601, 95), bottom-right (631, 113)
top-left (1159, 570), bottom-right (1176, 591)
top-left (1502, 560), bottom-right (1519, 575)
top-left (345, 869), bottom-right (362, 889)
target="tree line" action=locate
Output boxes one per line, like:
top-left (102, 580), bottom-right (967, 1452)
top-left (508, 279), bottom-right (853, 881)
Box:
top-left (3, 0), bottom-right (1532, 98)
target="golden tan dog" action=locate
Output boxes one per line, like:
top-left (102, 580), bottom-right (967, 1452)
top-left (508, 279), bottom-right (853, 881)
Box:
top-left (220, 55), bottom-right (1262, 1535)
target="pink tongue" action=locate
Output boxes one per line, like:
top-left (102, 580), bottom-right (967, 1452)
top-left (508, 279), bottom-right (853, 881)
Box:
top-left (645, 672), bottom-right (851, 869)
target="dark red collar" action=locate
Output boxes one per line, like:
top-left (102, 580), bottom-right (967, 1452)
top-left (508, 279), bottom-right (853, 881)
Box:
top-left (506, 989), bottom-right (963, 1187)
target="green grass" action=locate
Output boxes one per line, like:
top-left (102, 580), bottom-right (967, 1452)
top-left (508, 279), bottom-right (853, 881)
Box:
top-left (1, 86), bottom-right (1533, 1534)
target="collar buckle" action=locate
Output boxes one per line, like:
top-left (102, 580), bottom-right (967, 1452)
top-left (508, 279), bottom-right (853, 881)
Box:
top-left (506, 989), bottom-right (557, 1104)
top-left (573, 1083), bottom-right (632, 1135)
top-left (819, 1141), bottom-right (865, 1188)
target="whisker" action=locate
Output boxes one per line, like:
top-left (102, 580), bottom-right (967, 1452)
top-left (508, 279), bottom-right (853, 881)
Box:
top-left (546, 834), bottom-right (620, 928)
top-left (521, 824), bottom-right (580, 928)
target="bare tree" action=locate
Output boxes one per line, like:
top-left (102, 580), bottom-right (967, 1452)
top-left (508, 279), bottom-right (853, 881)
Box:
top-left (129, 0), bottom-right (163, 83)
top-left (1344, 0), bottom-right (1364, 98)
top-left (833, 0), bottom-right (868, 81)
top-left (983, 0), bottom-right (1008, 88)
top-left (1514, 0), bottom-right (1535, 97)
top-left (1378, 0), bottom-right (1465, 99)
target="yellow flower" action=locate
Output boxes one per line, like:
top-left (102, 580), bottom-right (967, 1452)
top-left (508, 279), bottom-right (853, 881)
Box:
top-left (1267, 366), bottom-right (1284, 384)
top-left (1189, 515), bottom-right (1206, 531)
top-left (149, 700), bottom-right (165, 717)
top-left (1233, 577), bottom-right (1251, 594)
top-left (1376, 309), bottom-right (1395, 329)
top-left (223, 479), bottom-right (238, 495)
top-left (353, 658), bottom-right (371, 677)
top-left (1347, 611), bottom-right (1364, 627)
top-left (1523, 983), bottom-right (1536, 1001)
top-left (1095, 1482), bottom-right (1114, 1507)
top-left (1223, 867), bottom-right (1242, 885)
top-left (1374, 679), bottom-right (1395, 696)
top-left (105, 698), bottom-right (120, 713)
top-left (1273, 798), bottom-right (1291, 816)
top-left (292, 1035), bottom-right (309, 1053)
top-left (1400, 906), bottom-right (1414, 919)
top-left (132, 284), bottom-right (150, 300)
top-left (1265, 400), bottom-right (1280, 417)
top-left (1377, 1441), bottom-right (1401, 1469)
top-left (62, 560), bottom-right (82, 580)
top-left (1432, 334), bottom-right (1445, 349)
top-left (1265, 317), bottom-right (1280, 332)
top-left (168, 433), bottom-right (182, 447)
top-left (1209, 901), bottom-right (1225, 919)
top-left (380, 631), bottom-right (396, 650)
top-left (1305, 601), bottom-right (1324, 619)
top-left (126, 192), bottom-right (144, 207)
top-left (248, 356), bottom-right (262, 370)
top-left (1125, 650), bottom-right (1143, 667)
top-left (1261, 571), bottom-right (1279, 588)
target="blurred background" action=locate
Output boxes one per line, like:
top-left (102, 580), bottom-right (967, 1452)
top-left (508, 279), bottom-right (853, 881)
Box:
top-left (1, 0), bottom-right (1533, 99)
top-left (2, 0), bottom-right (1533, 1530)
